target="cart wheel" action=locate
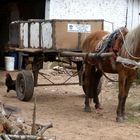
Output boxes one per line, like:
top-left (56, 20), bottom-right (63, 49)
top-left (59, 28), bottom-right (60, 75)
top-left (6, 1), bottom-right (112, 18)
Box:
top-left (16, 70), bottom-right (34, 101)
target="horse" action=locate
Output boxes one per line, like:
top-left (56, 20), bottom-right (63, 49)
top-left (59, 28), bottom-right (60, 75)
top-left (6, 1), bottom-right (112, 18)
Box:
top-left (81, 25), bottom-right (140, 122)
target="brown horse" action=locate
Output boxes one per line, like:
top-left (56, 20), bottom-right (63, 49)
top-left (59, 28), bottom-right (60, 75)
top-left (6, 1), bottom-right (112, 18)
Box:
top-left (82, 25), bottom-right (140, 122)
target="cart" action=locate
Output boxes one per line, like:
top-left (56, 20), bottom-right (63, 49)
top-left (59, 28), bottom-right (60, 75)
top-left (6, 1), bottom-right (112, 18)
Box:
top-left (7, 19), bottom-right (111, 101)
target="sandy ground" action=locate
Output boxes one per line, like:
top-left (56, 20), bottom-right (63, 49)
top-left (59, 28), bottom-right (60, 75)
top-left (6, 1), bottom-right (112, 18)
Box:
top-left (1, 66), bottom-right (140, 140)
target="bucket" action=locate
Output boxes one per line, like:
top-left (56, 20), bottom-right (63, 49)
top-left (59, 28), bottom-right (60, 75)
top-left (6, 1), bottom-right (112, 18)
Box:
top-left (9, 52), bottom-right (18, 69)
top-left (5, 56), bottom-right (15, 71)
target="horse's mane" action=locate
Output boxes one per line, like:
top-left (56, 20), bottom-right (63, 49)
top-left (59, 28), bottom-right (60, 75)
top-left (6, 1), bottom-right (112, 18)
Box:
top-left (82, 30), bottom-right (109, 52)
top-left (121, 24), bottom-right (140, 58)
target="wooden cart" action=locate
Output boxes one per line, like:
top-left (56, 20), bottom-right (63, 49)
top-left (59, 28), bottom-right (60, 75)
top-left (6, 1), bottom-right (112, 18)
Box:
top-left (7, 19), bottom-right (111, 101)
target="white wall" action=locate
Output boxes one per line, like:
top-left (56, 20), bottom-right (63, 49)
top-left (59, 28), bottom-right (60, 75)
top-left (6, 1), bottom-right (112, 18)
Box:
top-left (45, 0), bottom-right (50, 19)
top-left (48, 0), bottom-right (128, 31)
top-left (127, 0), bottom-right (140, 29)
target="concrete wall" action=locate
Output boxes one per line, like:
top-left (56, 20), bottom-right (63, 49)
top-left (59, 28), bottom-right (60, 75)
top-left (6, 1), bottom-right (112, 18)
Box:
top-left (48, 0), bottom-right (128, 31)
top-left (45, 0), bottom-right (50, 19)
top-left (127, 0), bottom-right (140, 29)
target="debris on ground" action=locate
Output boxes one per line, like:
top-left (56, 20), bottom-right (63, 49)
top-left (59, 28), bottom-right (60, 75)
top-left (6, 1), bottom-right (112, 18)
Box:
top-left (0, 99), bottom-right (55, 140)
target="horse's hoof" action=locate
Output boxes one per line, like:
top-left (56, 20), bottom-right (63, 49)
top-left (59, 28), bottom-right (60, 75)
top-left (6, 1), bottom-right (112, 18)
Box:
top-left (95, 106), bottom-right (103, 110)
top-left (116, 116), bottom-right (124, 123)
top-left (123, 115), bottom-right (128, 120)
top-left (95, 108), bottom-right (103, 114)
top-left (84, 107), bottom-right (91, 112)
top-left (95, 104), bottom-right (103, 110)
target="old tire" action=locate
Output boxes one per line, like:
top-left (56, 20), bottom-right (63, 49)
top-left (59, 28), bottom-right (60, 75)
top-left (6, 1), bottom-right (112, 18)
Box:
top-left (16, 70), bottom-right (34, 101)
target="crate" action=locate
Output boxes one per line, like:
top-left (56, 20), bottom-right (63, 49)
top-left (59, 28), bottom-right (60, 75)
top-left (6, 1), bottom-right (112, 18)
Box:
top-left (9, 19), bottom-right (104, 51)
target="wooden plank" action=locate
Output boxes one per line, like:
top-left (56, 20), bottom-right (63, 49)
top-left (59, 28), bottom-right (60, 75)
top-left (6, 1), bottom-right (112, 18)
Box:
top-left (8, 47), bottom-right (43, 53)
top-left (60, 51), bottom-right (113, 58)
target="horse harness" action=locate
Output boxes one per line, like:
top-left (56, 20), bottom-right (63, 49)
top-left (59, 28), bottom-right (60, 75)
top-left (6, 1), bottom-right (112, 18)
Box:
top-left (86, 27), bottom-right (128, 66)
top-left (86, 27), bottom-right (128, 82)
top-left (95, 27), bottom-right (128, 58)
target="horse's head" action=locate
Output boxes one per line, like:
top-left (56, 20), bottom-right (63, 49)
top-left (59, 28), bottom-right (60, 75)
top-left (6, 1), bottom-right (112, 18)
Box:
top-left (121, 24), bottom-right (140, 59)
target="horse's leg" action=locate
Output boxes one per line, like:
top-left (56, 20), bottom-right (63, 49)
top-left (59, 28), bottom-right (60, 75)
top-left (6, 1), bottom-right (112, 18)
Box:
top-left (93, 69), bottom-right (102, 109)
top-left (116, 73), bottom-right (127, 122)
top-left (116, 72), bottom-right (133, 122)
top-left (122, 78), bottom-right (133, 119)
top-left (117, 95), bottom-right (127, 122)
top-left (117, 69), bottom-right (135, 122)
top-left (84, 63), bottom-right (94, 112)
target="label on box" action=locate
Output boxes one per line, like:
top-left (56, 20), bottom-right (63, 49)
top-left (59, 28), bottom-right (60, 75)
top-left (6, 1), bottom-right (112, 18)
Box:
top-left (67, 24), bottom-right (91, 33)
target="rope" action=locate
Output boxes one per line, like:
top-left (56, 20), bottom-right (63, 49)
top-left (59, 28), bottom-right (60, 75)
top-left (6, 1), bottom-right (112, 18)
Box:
top-left (98, 62), bottom-right (118, 82)
top-left (102, 72), bottom-right (118, 82)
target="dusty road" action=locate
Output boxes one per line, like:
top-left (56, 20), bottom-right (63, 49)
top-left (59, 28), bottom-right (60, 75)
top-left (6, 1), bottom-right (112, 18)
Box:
top-left (0, 68), bottom-right (140, 140)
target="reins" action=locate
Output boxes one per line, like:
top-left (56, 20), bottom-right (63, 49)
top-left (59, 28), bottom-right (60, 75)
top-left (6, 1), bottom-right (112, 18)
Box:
top-left (98, 61), bottom-right (118, 82)
top-left (100, 27), bottom-right (140, 82)
top-left (99, 28), bottom-right (138, 82)
top-left (86, 26), bottom-right (140, 83)
top-left (102, 71), bottom-right (118, 82)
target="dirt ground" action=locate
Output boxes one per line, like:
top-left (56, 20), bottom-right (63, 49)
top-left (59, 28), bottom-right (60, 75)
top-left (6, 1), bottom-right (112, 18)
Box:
top-left (1, 65), bottom-right (140, 140)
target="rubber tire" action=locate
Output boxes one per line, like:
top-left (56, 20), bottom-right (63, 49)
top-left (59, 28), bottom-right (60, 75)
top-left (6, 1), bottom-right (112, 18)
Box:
top-left (16, 70), bottom-right (34, 101)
